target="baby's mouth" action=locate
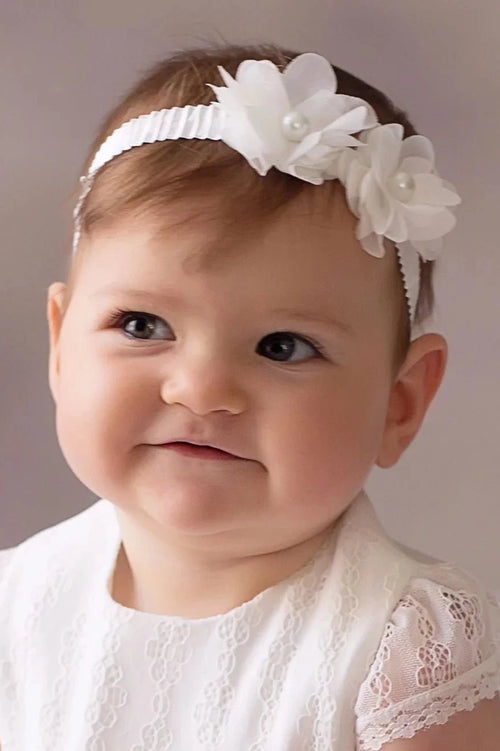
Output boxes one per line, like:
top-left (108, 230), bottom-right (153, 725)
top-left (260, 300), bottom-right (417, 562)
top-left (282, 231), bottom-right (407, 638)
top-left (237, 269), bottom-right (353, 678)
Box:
top-left (156, 442), bottom-right (242, 460)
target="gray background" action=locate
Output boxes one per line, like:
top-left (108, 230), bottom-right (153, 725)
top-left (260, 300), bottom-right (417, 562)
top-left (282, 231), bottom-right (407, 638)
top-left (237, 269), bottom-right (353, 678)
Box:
top-left (1, 1), bottom-right (499, 588)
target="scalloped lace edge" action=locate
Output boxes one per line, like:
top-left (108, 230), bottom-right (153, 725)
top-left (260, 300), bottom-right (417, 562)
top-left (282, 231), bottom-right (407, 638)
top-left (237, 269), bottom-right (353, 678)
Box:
top-left (356, 661), bottom-right (500, 750)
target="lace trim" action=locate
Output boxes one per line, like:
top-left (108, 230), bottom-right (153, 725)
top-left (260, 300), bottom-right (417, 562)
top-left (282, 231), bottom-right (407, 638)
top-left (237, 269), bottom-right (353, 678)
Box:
top-left (356, 652), bottom-right (500, 750)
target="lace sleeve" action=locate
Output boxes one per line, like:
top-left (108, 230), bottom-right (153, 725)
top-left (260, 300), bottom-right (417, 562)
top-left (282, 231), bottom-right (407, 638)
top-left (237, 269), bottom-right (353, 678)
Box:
top-left (354, 576), bottom-right (500, 750)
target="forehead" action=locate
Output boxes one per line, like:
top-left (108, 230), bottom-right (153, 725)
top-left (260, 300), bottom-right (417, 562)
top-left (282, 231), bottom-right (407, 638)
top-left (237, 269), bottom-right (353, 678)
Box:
top-left (75, 186), bottom-right (400, 327)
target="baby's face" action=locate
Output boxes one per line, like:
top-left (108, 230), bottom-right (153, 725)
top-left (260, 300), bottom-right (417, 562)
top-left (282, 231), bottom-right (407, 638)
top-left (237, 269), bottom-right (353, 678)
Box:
top-left (48, 189), bottom-right (404, 554)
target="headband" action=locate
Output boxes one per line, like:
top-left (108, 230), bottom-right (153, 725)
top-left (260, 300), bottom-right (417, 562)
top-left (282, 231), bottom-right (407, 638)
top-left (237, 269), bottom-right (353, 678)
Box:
top-left (73, 52), bottom-right (461, 334)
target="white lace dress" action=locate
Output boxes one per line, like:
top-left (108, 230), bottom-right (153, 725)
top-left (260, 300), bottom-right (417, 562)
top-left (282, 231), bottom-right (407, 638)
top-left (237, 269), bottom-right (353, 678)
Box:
top-left (0, 489), bottom-right (499, 750)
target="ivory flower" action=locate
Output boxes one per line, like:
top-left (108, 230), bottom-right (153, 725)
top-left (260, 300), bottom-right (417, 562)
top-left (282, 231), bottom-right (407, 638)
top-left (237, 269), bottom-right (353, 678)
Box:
top-left (336, 123), bottom-right (462, 259)
top-left (208, 52), bottom-right (378, 184)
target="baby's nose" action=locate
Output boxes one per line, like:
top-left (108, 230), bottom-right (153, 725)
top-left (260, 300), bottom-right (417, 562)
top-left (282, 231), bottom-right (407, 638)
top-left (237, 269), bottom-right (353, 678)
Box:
top-left (159, 351), bottom-right (247, 416)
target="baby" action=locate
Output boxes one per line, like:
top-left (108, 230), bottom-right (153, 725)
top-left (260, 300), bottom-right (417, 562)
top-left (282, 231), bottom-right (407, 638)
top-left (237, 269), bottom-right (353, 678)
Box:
top-left (1, 43), bottom-right (499, 750)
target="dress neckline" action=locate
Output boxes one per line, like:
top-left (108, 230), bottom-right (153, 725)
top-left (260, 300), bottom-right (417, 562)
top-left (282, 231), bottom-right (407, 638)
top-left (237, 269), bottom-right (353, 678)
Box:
top-left (98, 497), bottom-right (348, 625)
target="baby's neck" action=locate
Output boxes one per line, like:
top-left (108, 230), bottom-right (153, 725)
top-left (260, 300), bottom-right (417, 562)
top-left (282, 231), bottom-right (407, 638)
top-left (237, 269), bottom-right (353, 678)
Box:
top-left (110, 522), bottom-right (336, 619)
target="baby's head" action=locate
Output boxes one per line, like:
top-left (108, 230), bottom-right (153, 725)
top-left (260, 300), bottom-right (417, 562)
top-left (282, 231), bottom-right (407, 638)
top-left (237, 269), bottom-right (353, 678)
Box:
top-left (47, 44), bottom-right (453, 552)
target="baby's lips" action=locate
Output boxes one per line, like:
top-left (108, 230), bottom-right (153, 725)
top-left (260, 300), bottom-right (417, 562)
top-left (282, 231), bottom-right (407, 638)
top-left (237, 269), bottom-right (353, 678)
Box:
top-left (154, 437), bottom-right (250, 460)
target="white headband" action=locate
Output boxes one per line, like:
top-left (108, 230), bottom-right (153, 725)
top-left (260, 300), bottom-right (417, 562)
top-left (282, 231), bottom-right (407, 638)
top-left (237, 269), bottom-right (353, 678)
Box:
top-left (73, 53), bottom-right (461, 334)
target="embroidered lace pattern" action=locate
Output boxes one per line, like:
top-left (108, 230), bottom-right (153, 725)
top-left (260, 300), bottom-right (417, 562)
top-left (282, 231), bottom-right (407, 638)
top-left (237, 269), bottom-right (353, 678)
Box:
top-left (355, 577), bottom-right (500, 750)
top-left (294, 519), bottom-right (380, 751)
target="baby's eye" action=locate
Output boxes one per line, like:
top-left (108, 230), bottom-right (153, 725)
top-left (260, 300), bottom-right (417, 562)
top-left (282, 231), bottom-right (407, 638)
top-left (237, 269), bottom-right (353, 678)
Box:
top-left (257, 332), bottom-right (324, 363)
top-left (108, 309), bottom-right (173, 340)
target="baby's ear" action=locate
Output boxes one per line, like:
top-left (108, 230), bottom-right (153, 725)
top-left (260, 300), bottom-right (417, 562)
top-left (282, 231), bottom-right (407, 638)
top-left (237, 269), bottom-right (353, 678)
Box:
top-left (375, 333), bottom-right (448, 469)
top-left (47, 282), bottom-right (68, 402)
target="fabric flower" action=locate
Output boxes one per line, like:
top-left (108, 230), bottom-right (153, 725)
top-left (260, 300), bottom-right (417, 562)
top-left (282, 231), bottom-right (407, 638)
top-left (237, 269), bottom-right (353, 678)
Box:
top-left (336, 123), bottom-right (462, 259)
top-left (207, 52), bottom-right (378, 184)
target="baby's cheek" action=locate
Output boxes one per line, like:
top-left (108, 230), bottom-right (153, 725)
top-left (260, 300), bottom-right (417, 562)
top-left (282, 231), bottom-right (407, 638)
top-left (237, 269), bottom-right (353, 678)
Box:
top-left (53, 374), bottom-right (121, 496)
top-left (279, 399), bottom-right (379, 511)
top-left (55, 397), bottom-right (98, 484)
top-left (266, 422), bottom-right (341, 511)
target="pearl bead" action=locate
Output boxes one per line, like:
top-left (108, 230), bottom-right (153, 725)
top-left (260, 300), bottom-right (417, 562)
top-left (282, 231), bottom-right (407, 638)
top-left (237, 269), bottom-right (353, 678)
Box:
top-left (389, 171), bottom-right (416, 202)
top-left (281, 110), bottom-right (310, 142)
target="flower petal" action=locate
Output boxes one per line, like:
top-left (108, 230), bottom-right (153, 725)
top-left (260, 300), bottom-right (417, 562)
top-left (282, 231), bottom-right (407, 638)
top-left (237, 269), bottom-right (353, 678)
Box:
top-left (441, 178), bottom-right (461, 199)
top-left (356, 207), bottom-right (375, 239)
top-left (214, 104), bottom-right (273, 171)
top-left (298, 93), bottom-right (377, 135)
top-left (400, 156), bottom-right (433, 175)
top-left (412, 173), bottom-right (461, 206)
top-left (358, 231), bottom-right (386, 258)
top-left (218, 60), bottom-right (296, 165)
top-left (361, 122), bottom-right (404, 146)
top-left (322, 100), bottom-right (378, 133)
top-left (213, 67), bottom-right (254, 105)
top-left (341, 156), bottom-right (366, 214)
top-left (405, 207), bottom-right (457, 240)
top-left (283, 52), bottom-right (338, 108)
top-left (369, 125), bottom-right (403, 182)
top-left (247, 154), bottom-right (274, 176)
top-left (287, 164), bottom-right (325, 184)
top-left (365, 182), bottom-right (394, 235)
top-left (235, 60), bottom-right (289, 110)
top-left (336, 147), bottom-right (354, 182)
top-left (320, 132), bottom-right (362, 151)
top-left (287, 130), bottom-right (322, 160)
top-left (400, 135), bottom-right (435, 169)
top-left (359, 169), bottom-right (374, 204)
top-left (208, 81), bottom-right (244, 111)
top-left (401, 203), bottom-right (449, 226)
top-left (210, 75), bottom-right (279, 168)
top-left (384, 208), bottom-right (409, 243)
top-left (298, 89), bottom-right (342, 129)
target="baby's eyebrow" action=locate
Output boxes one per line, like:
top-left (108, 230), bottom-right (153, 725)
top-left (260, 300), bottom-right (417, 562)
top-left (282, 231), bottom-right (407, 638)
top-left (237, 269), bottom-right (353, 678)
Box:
top-left (90, 286), bottom-right (181, 306)
top-left (90, 286), bottom-right (354, 337)
top-left (90, 285), bottom-right (176, 301)
top-left (271, 308), bottom-right (354, 337)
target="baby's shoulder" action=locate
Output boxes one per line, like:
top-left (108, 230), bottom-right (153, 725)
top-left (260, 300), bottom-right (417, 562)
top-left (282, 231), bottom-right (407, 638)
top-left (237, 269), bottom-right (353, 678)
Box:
top-left (354, 560), bottom-right (500, 750)
top-left (0, 500), bottom-right (113, 608)
top-left (384, 570), bottom-right (500, 668)
top-left (384, 544), bottom-right (500, 677)
top-left (390, 539), bottom-right (500, 640)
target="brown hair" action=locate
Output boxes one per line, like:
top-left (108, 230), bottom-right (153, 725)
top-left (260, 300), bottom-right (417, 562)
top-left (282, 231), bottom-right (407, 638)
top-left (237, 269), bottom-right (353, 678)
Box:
top-left (67, 42), bottom-right (435, 373)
